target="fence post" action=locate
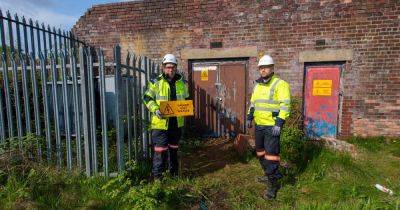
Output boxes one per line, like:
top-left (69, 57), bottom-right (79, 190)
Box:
top-left (144, 57), bottom-right (151, 158)
top-left (132, 55), bottom-right (138, 162)
top-left (50, 53), bottom-right (62, 167)
top-left (11, 55), bottom-right (23, 141)
top-left (137, 57), bottom-right (143, 158)
top-left (142, 57), bottom-right (149, 158)
top-left (0, 66), bottom-right (5, 142)
top-left (29, 53), bottom-right (41, 158)
top-left (1, 55), bottom-right (13, 138)
top-left (20, 53), bottom-right (32, 134)
top-left (61, 52), bottom-right (72, 170)
top-left (30, 53), bottom-right (41, 137)
top-left (98, 49), bottom-right (109, 177)
top-left (126, 52), bottom-right (133, 161)
top-left (79, 47), bottom-right (92, 176)
top-left (70, 51), bottom-right (82, 169)
top-left (114, 45), bottom-right (124, 172)
top-left (87, 48), bottom-right (97, 174)
top-left (39, 53), bottom-right (52, 163)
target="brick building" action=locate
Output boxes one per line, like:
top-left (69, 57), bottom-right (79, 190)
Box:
top-left (72, 0), bottom-right (400, 138)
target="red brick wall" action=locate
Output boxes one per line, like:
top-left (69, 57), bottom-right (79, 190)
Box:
top-left (72, 0), bottom-right (400, 137)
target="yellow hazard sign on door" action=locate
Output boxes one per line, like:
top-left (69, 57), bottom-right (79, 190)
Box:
top-left (201, 69), bottom-right (208, 81)
top-left (313, 88), bottom-right (332, 96)
top-left (312, 79), bottom-right (332, 96)
top-left (160, 100), bottom-right (194, 117)
top-left (313, 80), bottom-right (332, 88)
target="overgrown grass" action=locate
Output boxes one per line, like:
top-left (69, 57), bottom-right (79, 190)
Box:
top-left (187, 134), bottom-right (400, 209)
top-left (1, 133), bottom-right (399, 209)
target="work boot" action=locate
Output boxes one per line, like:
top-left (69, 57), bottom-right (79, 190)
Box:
top-left (263, 189), bottom-right (277, 200)
top-left (263, 176), bottom-right (280, 200)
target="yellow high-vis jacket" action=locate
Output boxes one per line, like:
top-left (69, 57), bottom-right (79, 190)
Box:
top-left (143, 73), bottom-right (189, 130)
top-left (248, 75), bottom-right (291, 126)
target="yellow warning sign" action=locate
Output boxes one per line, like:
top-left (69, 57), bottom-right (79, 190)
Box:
top-left (160, 100), bottom-right (194, 117)
top-left (201, 69), bottom-right (208, 81)
top-left (313, 80), bottom-right (332, 88)
top-left (313, 88), bottom-right (332, 96)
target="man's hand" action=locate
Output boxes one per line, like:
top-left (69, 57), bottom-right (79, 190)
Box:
top-left (155, 110), bottom-right (163, 119)
top-left (271, 125), bottom-right (281, 137)
top-left (246, 120), bottom-right (253, 129)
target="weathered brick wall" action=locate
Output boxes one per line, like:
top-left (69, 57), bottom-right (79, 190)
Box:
top-left (72, 0), bottom-right (400, 137)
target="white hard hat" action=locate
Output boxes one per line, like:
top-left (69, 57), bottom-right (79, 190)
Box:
top-left (162, 54), bottom-right (177, 65)
top-left (258, 55), bottom-right (274, 66)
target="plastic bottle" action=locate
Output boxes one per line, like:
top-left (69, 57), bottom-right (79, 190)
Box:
top-left (375, 184), bottom-right (394, 195)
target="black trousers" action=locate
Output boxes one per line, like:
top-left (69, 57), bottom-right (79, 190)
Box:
top-left (151, 128), bottom-right (182, 178)
top-left (255, 125), bottom-right (282, 179)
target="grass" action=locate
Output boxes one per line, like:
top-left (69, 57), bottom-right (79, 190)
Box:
top-left (183, 135), bottom-right (400, 209)
top-left (0, 133), bottom-right (399, 209)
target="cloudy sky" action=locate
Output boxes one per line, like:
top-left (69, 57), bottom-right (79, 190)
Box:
top-left (0, 0), bottom-right (134, 30)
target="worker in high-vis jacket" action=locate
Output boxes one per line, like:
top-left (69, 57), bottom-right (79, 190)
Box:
top-left (143, 54), bottom-right (189, 179)
top-left (246, 54), bottom-right (291, 199)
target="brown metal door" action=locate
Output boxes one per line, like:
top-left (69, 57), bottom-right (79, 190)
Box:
top-left (219, 63), bottom-right (246, 135)
top-left (192, 61), bottom-right (246, 138)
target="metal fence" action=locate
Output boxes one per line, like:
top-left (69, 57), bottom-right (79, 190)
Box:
top-left (0, 10), bottom-right (163, 176)
top-left (0, 44), bottom-right (161, 176)
top-left (0, 10), bottom-right (83, 62)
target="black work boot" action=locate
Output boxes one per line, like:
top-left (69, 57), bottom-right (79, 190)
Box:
top-left (263, 176), bottom-right (279, 200)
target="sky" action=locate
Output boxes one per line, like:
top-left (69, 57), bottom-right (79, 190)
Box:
top-left (0, 0), bottom-right (136, 30)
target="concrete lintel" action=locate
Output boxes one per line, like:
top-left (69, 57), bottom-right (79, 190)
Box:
top-left (299, 49), bottom-right (353, 62)
top-left (181, 46), bottom-right (258, 60)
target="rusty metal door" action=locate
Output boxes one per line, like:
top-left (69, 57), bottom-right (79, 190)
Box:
top-left (219, 63), bottom-right (246, 135)
top-left (304, 66), bottom-right (341, 138)
top-left (191, 61), bottom-right (247, 138)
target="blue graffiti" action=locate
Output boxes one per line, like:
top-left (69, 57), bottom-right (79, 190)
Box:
top-left (327, 112), bottom-right (334, 120)
top-left (305, 118), bottom-right (337, 138)
top-left (320, 105), bottom-right (328, 110)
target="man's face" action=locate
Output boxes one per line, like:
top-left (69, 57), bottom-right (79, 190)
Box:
top-left (259, 65), bottom-right (274, 78)
top-left (163, 63), bottom-right (176, 78)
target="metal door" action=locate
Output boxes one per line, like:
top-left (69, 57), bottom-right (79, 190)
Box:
top-left (304, 66), bottom-right (341, 138)
top-left (219, 63), bottom-right (246, 135)
top-left (192, 61), bottom-right (247, 138)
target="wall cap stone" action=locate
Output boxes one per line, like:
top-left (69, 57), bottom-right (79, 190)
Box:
top-left (299, 49), bottom-right (353, 62)
top-left (181, 46), bottom-right (258, 59)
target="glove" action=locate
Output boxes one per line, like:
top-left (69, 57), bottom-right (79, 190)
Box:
top-left (155, 110), bottom-right (163, 119)
top-left (247, 107), bottom-right (255, 120)
top-left (246, 107), bottom-right (254, 129)
top-left (271, 126), bottom-right (281, 137)
top-left (272, 117), bottom-right (285, 137)
top-left (246, 120), bottom-right (253, 128)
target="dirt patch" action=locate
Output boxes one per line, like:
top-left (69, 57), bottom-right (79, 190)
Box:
top-left (181, 138), bottom-right (237, 178)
